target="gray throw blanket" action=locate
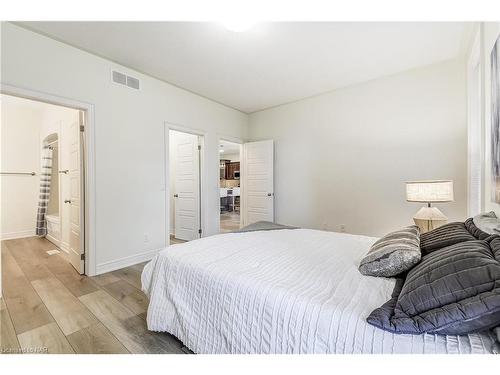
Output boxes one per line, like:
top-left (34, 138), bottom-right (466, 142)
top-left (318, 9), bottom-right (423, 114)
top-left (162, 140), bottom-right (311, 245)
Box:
top-left (235, 221), bottom-right (297, 233)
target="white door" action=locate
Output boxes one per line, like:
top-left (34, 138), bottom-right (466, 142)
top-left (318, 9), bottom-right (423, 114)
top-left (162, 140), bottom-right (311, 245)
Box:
top-left (66, 111), bottom-right (84, 273)
top-left (242, 140), bottom-right (274, 225)
top-left (172, 132), bottom-right (201, 241)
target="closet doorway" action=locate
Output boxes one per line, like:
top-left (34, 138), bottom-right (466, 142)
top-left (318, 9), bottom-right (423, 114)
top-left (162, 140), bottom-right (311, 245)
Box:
top-left (1, 93), bottom-right (87, 274)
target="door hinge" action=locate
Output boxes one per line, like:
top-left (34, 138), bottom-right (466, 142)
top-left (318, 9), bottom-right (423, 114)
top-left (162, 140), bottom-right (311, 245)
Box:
top-left (81, 253), bottom-right (85, 261)
top-left (198, 229), bottom-right (202, 234)
top-left (79, 111), bottom-right (85, 127)
top-left (80, 125), bottom-right (85, 132)
top-left (197, 145), bottom-right (201, 150)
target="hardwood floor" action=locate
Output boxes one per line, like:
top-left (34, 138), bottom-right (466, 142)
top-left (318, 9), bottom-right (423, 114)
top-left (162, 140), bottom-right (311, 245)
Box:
top-left (0, 237), bottom-right (188, 354)
top-left (169, 235), bottom-right (186, 245)
top-left (220, 211), bottom-right (241, 233)
top-left (0, 298), bottom-right (20, 353)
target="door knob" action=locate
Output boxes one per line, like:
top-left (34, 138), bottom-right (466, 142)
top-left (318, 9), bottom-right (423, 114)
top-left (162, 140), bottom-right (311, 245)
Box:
top-left (174, 194), bottom-right (179, 198)
top-left (267, 193), bottom-right (273, 197)
top-left (59, 170), bottom-right (69, 174)
top-left (64, 199), bottom-right (72, 204)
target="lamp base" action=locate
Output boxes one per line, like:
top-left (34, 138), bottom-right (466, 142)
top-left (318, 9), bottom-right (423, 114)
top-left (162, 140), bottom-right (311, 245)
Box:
top-left (413, 206), bottom-right (447, 233)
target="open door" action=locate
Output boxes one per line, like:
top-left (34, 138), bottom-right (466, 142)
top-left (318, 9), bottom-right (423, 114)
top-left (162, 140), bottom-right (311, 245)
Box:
top-left (172, 131), bottom-right (201, 241)
top-left (242, 140), bottom-right (274, 225)
top-left (67, 111), bottom-right (85, 274)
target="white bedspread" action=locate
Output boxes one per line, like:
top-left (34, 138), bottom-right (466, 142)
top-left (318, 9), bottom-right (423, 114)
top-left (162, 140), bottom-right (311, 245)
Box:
top-left (141, 229), bottom-right (496, 354)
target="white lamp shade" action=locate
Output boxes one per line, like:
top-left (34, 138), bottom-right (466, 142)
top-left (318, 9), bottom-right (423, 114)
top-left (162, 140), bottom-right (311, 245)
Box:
top-left (406, 180), bottom-right (454, 203)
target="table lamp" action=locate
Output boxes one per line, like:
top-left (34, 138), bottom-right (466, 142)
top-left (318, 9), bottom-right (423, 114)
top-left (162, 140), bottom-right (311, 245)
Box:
top-left (406, 180), bottom-right (454, 233)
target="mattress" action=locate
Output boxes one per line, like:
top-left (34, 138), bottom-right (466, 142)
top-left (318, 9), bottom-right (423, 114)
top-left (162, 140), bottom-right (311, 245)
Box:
top-left (141, 228), bottom-right (497, 354)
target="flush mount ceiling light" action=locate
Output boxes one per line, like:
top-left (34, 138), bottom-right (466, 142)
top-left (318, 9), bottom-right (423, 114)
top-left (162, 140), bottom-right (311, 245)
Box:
top-left (219, 19), bottom-right (257, 32)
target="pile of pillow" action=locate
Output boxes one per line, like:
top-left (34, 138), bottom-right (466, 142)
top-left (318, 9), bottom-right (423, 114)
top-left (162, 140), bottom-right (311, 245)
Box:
top-left (359, 212), bottom-right (500, 337)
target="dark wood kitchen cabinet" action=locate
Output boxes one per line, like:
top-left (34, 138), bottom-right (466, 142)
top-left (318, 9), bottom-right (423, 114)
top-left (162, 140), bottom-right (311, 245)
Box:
top-left (225, 162), bottom-right (240, 180)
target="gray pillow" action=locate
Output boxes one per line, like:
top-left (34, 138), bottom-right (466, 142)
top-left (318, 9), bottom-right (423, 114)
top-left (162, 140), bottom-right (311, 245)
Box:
top-left (473, 211), bottom-right (500, 235)
top-left (493, 327), bottom-right (500, 354)
top-left (359, 226), bottom-right (421, 277)
top-left (420, 221), bottom-right (476, 255)
top-left (367, 237), bottom-right (500, 335)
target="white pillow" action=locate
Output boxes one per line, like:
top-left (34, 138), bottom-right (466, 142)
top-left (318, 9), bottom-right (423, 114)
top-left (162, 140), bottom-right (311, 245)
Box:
top-left (473, 211), bottom-right (500, 235)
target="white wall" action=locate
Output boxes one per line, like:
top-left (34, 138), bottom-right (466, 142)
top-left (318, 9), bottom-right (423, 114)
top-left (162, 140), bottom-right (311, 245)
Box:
top-left (249, 59), bottom-right (467, 237)
top-left (1, 95), bottom-right (42, 239)
top-left (1, 23), bottom-right (248, 274)
top-left (482, 23), bottom-right (500, 216)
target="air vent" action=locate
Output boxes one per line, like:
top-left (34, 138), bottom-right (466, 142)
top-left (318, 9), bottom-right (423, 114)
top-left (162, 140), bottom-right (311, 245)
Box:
top-left (126, 76), bottom-right (140, 90)
top-left (111, 70), bottom-right (140, 90)
top-left (112, 70), bottom-right (127, 85)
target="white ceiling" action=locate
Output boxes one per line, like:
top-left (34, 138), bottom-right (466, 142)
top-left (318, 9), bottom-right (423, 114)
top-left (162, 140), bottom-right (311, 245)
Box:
top-left (19, 22), bottom-right (469, 113)
top-left (219, 140), bottom-right (240, 155)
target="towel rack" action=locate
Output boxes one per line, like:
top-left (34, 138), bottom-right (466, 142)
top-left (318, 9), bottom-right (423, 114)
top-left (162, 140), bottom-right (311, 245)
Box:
top-left (0, 172), bottom-right (36, 176)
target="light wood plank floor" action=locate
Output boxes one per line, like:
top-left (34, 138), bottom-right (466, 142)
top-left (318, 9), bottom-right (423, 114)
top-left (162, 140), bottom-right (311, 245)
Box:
top-left (169, 235), bottom-right (186, 245)
top-left (220, 211), bottom-right (241, 233)
top-left (1, 237), bottom-right (190, 354)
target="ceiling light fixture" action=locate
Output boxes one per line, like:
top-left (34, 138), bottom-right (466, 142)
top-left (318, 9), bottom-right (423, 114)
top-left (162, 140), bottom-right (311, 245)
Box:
top-left (219, 19), bottom-right (257, 33)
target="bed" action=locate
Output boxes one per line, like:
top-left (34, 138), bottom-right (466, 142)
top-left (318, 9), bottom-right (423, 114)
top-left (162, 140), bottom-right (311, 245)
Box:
top-left (141, 226), bottom-right (497, 354)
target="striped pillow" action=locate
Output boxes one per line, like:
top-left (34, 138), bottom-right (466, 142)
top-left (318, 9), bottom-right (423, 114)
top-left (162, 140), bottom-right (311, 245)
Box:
top-left (420, 222), bottom-right (476, 255)
top-left (359, 226), bottom-right (421, 277)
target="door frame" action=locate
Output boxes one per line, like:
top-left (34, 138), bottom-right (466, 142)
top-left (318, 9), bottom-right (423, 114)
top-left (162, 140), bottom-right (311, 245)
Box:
top-left (216, 134), bottom-right (244, 232)
top-left (1, 83), bottom-right (96, 275)
top-left (466, 29), bottom-right (484, 216)
top-left (164, 121), bottom-right (207, 245)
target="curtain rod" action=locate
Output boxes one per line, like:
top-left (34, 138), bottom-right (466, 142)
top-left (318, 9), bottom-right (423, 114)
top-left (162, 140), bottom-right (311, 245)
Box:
top-left (0, 172), bottom-right (36, 176)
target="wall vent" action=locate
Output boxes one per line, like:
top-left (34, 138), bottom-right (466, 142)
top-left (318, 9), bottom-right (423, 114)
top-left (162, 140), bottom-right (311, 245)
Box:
top-left (111, 70), bottom-right (140, 90)
top-left (126, 76), bottom-right (140, 90)
top-left (112, 70), bottom-right (127, 85)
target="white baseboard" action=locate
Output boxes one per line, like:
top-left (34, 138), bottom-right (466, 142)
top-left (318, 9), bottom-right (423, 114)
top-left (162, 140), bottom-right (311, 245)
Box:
top-left (95, 248), bottom-right (161, 275)
top-left (1, 229), bottom-right (36, 240)
top-left (59, 241), bottom-right (70, 254)
top-left (46, 234), bottom-right (61, 248)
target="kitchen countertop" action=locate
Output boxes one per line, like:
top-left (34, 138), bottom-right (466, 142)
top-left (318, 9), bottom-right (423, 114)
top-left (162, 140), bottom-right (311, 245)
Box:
top-left (220, 187), bottom-right (240, 197)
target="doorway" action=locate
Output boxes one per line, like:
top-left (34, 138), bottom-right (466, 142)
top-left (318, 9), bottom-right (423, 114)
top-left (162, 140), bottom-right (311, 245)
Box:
top-left (219, 139), bottom-right (242, 233)
top-left (168, 129), bottom-right (203, 243)
top-left (1, 94), bottom-right (87, 274)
